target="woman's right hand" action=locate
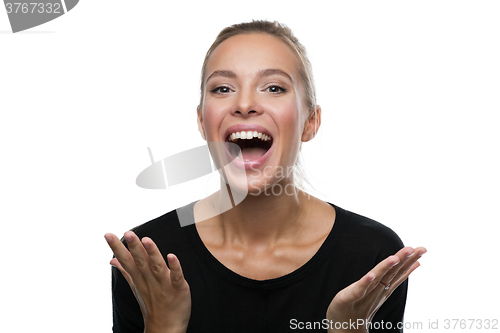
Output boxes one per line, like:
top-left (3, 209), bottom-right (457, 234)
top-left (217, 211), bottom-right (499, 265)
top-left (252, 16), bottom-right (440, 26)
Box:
top-left (105, 231), bottom-right (191, 333)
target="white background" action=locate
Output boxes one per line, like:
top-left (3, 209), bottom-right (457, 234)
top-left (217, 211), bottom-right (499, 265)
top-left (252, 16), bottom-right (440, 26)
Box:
top-left (1, 1), bottom-right (499, 332)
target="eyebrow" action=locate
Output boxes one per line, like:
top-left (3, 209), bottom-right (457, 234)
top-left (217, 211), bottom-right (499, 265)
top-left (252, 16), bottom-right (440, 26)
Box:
top-left (205, 70), bottom-right (237, 84)
top-left (258, 69), bottom-right (294, 83)
top-left (205, 68), bottom-right (293, 85)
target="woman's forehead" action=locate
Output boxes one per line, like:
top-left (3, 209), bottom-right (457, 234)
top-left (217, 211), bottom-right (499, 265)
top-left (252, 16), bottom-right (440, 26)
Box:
top-left (205, 33), bottom-right (300, 81)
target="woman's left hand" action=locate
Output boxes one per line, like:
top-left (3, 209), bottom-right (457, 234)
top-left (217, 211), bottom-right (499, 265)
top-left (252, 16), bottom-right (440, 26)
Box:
top-left (326, 246), bottom-right (427, 332)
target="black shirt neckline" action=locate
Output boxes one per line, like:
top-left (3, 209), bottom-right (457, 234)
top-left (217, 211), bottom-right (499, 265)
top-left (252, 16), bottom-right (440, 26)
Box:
top-left (184, 201), bottom-right (347, 290)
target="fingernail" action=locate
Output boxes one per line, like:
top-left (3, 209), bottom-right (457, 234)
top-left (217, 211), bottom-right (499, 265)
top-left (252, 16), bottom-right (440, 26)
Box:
top-left (167, 254), bottom-right (175, 264)
top-left (124, 233), bottom-right (133, 242)
top-left (391, 260), bottom-right (400, 267)
top-left (105, 234), bottom-right (113, 244)
top-left (143, 241), bottom-right (151, 249)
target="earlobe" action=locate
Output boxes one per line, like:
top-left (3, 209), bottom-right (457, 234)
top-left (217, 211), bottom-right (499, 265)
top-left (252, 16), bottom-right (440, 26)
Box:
top-left (197, 111), bottom-right (207, 141)
top-left (301, 106), bottom-right (322, 142)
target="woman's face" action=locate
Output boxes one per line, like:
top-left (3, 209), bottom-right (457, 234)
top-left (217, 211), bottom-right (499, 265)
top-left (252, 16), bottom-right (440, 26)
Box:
top-left (198, 33), bottom-right (317, 194)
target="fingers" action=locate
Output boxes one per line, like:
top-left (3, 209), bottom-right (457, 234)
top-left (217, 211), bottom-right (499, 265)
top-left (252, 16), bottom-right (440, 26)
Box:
top-left (375, 246), bottom-right (427, 294)
top-left (141, 237), bottom-right (170, 283)
top-left (167, 254), bottom-right (189, 291)
top-left (365, 254), bottom-right (401, 293)
top-left (105, 232), bottom-right (159, 285)
top-left (105, 232), bottom-right (191, 326)
top-left (110, 257), bottom-right (139, 298)
top-left (342, 246), bottom-right (425, 306)
top-left (378, 247), bottom-right (415, 287)
top-left (110, 257), bottom-right (133, 284)
top-left (123, 231), bottom-right (156, 281)
top-left (106, 232), bottom-right (183, 287)
top-left (105, 233), bottom-right (142, 279)
top-left (390, 247), bottom-right (426, 288)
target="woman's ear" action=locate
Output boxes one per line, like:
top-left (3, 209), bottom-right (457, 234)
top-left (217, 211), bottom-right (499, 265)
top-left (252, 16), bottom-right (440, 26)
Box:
top-left (301, 106), bottom-right (321, 142)
top-left (197, 109), bottom-right (207, 141)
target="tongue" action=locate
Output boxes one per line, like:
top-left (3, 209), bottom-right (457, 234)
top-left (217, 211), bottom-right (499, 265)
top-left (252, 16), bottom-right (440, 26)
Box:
top-left (241, 147), bottom-right (267, 161)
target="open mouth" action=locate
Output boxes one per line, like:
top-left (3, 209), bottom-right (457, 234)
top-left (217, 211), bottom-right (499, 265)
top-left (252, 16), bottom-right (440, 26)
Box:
top-left (226, 131), bottom-right (273, 161)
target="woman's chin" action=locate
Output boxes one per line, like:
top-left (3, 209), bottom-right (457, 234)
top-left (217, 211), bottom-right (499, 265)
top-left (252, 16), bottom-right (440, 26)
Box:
top-left (220, 176), bottom-right (268, 200)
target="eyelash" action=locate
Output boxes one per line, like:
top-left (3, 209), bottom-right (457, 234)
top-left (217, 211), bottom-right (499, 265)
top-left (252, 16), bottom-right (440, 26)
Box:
top-left (210, 85), bottom-right (287, 94)
top-left (210, 86), bottom-right (233, 94)
top-left (266, 85), bottom-right (287, 94)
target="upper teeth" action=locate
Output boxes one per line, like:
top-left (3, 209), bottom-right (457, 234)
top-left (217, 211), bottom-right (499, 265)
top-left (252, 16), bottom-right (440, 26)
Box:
top-left (228, 131), bottom-right (272, 142)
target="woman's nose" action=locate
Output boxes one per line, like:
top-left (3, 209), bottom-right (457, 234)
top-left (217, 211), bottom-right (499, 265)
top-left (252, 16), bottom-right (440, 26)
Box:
top-left (233, 89), bottom-right (262, 116)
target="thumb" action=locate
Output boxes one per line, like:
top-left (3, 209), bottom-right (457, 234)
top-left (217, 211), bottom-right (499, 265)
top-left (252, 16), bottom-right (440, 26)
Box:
top-left (110, 258), bottom-right (135, 288)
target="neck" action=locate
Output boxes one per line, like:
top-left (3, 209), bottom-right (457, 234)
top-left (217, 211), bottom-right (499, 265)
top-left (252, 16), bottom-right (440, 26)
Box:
top-left (215, 179), bottom-right (312, 247)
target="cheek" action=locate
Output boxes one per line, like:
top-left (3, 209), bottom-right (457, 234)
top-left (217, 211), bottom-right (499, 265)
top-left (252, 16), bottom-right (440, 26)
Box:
top-left (200, 102), bottom-right (224, 140)
top-left (276, 103), bottom-right (303, 139)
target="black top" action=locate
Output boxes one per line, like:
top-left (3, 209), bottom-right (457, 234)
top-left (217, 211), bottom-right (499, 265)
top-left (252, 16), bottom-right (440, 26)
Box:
top-left (112, 202), bottom-right (407, 332)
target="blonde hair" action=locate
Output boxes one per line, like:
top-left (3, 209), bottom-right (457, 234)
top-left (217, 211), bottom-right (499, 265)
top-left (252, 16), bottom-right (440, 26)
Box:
top-left (198, 20), bottom-right (319, 190)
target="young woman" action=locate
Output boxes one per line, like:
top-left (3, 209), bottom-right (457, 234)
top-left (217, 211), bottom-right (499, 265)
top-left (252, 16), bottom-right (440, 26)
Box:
top-left (105, 20), bottom-right (426, 333)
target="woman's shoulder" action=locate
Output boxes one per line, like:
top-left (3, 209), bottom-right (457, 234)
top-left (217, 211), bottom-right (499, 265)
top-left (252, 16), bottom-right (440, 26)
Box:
top-left (128, 201), bottom-right (197, 243)
top-left (332, 203), bottom-right (404, 253)
top-left (129, 209), bottom-right (179, 234)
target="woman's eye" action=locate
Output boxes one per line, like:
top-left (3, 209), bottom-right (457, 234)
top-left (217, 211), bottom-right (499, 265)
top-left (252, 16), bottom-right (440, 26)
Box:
top-left (266, 85), bottom-right (286, 93)
top-left (211, 86), bottom-right (232, 94)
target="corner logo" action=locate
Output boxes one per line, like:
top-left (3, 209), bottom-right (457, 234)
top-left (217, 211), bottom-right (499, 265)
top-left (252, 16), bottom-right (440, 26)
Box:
top-left (3, 0), bottom-right (79, 33)
top-left (137, 143), bottom-right (248, 227)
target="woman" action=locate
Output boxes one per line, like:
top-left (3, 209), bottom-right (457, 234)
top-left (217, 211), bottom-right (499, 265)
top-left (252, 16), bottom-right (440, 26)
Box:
top-left (105, 20), bottom-right (426, 333)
